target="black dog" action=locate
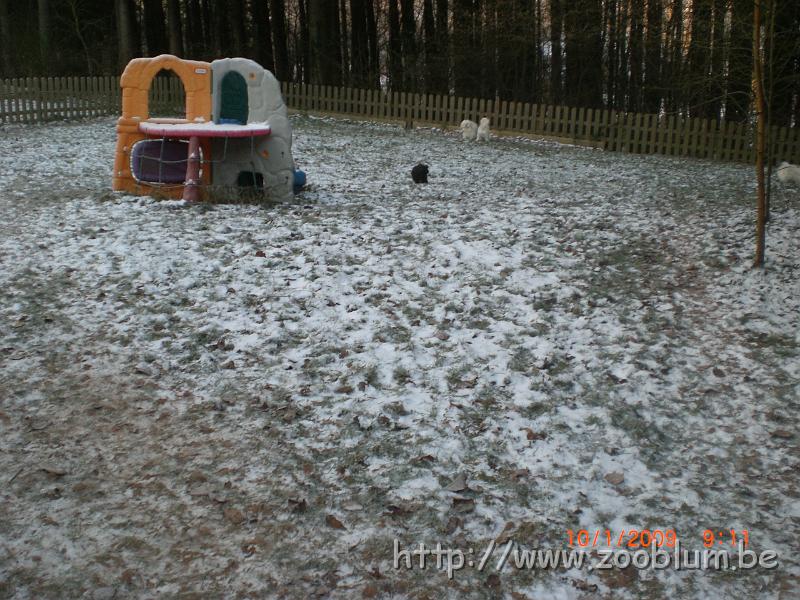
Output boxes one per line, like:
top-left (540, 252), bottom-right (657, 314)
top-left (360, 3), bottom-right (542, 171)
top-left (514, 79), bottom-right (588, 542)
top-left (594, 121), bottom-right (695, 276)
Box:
top-left (411, 163), bottom-right (429, 184)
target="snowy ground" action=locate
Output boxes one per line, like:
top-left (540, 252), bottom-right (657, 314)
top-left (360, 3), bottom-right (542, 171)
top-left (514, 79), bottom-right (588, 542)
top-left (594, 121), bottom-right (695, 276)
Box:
top-left (0, 116), bottom-right (799, 599)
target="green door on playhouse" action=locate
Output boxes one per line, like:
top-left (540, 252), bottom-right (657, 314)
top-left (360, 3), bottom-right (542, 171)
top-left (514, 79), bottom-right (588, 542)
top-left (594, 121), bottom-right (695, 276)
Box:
top-left (219, 71), bottom-right (248, 124)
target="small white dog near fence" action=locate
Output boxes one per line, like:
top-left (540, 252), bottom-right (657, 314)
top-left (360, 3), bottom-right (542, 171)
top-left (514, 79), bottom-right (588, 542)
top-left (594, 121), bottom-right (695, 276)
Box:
top-left (460, 119), bottom-right (478, 141)
top-left (477, 117), bottom-right (491, 141)
top-left (776, 161), bottom-right (800, 186)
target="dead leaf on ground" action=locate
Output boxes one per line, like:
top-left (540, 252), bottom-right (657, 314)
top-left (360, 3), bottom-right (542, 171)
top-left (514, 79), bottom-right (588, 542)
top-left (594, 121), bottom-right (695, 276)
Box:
top-left (39, 514), bottom-right (59, 526)
top-left (573, 579), bottom-right (599, 592)
top-left (446, 516), bottom-right (463, 534)
top-left (511, 468), bottom-right (529, 480)
top-left (522, 427), bottom-right (547, 441)
top-left (188, 484), bottom-right (213, 497)
top-left (495, 521), bottom-right (516, 545)
top-left (384, 504), bottom-right (412, 517)
top-left (771, 430), bottom-right (794, 439)
top-left (445, 473), bottom-right (468, 492)
top-left (452, 497), bottom-right (476, 513)
top-left (326, 514), bottom-right (346, 530)
top-left (39, 464), bottom-right (67, 476)
top-left (413, 454), bottom-right (436, 464)
top-left (224, 508), bottom-right (245, 525)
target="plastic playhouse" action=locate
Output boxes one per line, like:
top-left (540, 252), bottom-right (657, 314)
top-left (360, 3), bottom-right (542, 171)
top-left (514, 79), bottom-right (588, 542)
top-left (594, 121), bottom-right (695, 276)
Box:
top-left (112, 54), bottom-right (303, 202)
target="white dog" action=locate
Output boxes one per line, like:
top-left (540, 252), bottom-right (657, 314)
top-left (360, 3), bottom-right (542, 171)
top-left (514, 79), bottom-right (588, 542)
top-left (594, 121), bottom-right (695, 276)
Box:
top-left (460, 119), bottom-right (478, 141)
top-left (476, 117), bottom-right (491, 141)
top-left (776, 161), bottom-right (800, 186)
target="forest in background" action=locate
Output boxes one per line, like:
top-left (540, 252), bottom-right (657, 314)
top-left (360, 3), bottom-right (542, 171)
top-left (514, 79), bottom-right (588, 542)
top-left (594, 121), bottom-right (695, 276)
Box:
top-left (0, 0), bottom-right (798, 127)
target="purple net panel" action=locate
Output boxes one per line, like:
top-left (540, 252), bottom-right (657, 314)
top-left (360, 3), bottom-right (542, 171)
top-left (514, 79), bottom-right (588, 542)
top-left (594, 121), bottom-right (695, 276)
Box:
top-left (130, 139), bottom-right (190, 184)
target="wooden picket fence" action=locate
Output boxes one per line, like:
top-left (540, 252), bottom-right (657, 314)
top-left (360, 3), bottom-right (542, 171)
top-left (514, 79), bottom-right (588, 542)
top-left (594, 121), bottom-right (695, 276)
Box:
top-left (2, 76), bottom-right (800, 164)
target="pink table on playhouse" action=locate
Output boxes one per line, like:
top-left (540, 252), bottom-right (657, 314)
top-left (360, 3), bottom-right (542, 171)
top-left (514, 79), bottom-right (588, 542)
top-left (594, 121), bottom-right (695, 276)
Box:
top-left (138, 121), bottom-right (272, 202)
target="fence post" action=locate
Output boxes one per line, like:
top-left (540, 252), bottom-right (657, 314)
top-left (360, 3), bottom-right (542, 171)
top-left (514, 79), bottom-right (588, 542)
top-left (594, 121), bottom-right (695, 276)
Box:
top-left (445, 95), bottom-right (453, 126)
top-left (0, 79), bottom-right (6, 124)
top-left (24, 77), bottom-right (33, 123)
top-left (528, 104), bottom-right (538, 133)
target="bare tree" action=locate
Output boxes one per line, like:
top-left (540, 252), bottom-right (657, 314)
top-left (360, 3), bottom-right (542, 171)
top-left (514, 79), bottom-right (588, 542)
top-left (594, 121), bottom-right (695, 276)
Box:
top-left (0, 0), bottom-right (13, 77)
top-left (270, 0), bottom-right (291, 80)
top-left (115, 0), bottom-right (135, 68)
top-left (309, 0), bottom-right (342, 85)
top-left (252, 0), bottom-right (275, 72)
top-left (753, 0), bottom-right (767, 267)
top-left (38, 0), bottom-right (51, 73)
top-left (166, 0), bottom-right (183, 57)
top-left (141, 0), bottom-right (167, 56)
top-left (388, 0), bottom-right (403, 89)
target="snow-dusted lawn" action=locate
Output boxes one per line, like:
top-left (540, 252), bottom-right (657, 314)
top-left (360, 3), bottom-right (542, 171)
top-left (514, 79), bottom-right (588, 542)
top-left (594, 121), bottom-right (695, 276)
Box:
top-left (1, 116), bottom-right (798, 599)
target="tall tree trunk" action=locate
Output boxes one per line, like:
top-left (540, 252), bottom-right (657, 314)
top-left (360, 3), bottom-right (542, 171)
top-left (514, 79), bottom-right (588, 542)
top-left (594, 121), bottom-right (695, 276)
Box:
top-left (476, 0), bottom-right (491, 98)
top-left (66, 0), bottom-right (94, 74)
top-left (708, 0), bottom-right (727, 119)
top-left (211, 1), bottom-right (228, 56)
top-left (616, 1), bottom-right (629, 109)
top-left (628, 0), bottom-right (644, 111)
top-left (388, 0), bottom-right (403, 89)
top-left (166, 0), bottom-right (183, 57)
top-left (252, 0), bottom-right (275, 72)
top-left (644, 0), bottom-right (662, 113)
top-left (309, 0), bottom-right (342, 85)
top-left (423, 0), bottom-right (436, 92)
top-left (482, 0), bottom-right (497, 99)
top-left (532, 0), bottom-right (544, 102)
top-left (38, 0), bottom-right (51, 73)
top-left (298, 0), bottom-right (311, 82)
top-left (606, 0), bottom-right (617, 107)
top-left (665, 0), bottom-right (684, 113)
top-left (687, 0), bottom-right (712, 117)
top-left (766, 0), bottom-right (799, 127)
top-left (365, 0), bottom-right (380, 87)
top-left (0, 0), bottom-right (13, 77)
top-left (497, 0), bottom-right (527, 100)
top-left (351, 0), bottom-right (369, 87)
top-left (200, 0), bottom-right (214, 55)
top-left (400, 0), bottom-right (418, 91)
top-left (435, 0), bottom-right (449, 93)
top-left (549, 0), bottom-right (562, 104)
top-left (142, 0), bottom-right (168, 56)
top-left (115, 0), bottom-right (135, 68)
top-left (227, 0), bottom-right (247, 56)
top-left (726, 0), bottom-right (753, 121)
top-left (270, 0), bottom-right (290, 80)
top-left (753, 0), bottom-right (766, 267)
top-left (564, 0), bottom-right (603, 107)
top-left (185, 0), bottom-right (204, 57)
top-left (340, 0), bottom-right (349, 85)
